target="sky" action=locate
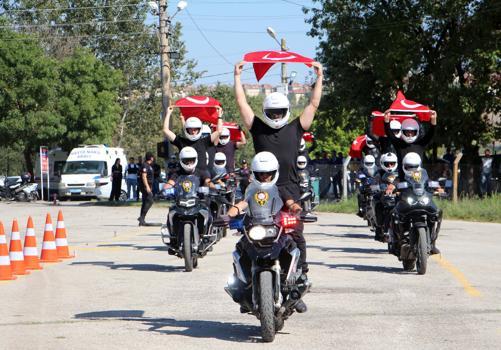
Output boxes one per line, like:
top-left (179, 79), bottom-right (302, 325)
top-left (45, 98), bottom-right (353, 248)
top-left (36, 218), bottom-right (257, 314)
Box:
top-left (158, 0), bottom-right (319, 86)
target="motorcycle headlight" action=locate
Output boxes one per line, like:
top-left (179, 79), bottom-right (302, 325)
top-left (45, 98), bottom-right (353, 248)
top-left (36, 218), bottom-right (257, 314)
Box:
top-left (248, 226), bottom-right (277, 241)
top-left (419, 195), bottom-right (430, 205)
top-left (179, 198), bottom-right (196, 207)
top-left (406, 196), bottom-right (417, 206)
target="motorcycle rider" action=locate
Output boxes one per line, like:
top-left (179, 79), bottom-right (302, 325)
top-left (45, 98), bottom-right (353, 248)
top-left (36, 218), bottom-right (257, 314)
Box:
top-left (356, 154), bottom-right (377, 218)
top-left (384, 111), bottom-right (437, 180)
top-left (163, 106), bottom-right (223, 175)
top-left (216, 127), bottom-right (247, 174)
top-left (367, 119), bottom-right (401, 154)
top-left (392, 152), bottom-right (441, 254)
top-left (227, 151), bottom-right (309, 313)
top-left (234, 60), bottom-right (323, 300)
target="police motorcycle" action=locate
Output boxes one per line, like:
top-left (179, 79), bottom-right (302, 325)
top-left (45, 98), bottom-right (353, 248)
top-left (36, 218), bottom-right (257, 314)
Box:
top-left (160, 148), bottom-right (217, 272)
top-left (296, 155), bottom-right (318, 214)
top-left (389, 153), bottom-right (442, 275)
top-left (355, 155), bottom-right (378, 224)
top-left (0, 173), bottom-right (39, 202)
top-left (370, 153), bottom-right (399, 242)
top-left (219, 152), bottom-right (316, 343)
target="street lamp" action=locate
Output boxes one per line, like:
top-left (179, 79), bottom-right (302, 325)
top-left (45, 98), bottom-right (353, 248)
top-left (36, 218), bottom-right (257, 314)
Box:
top-left (266, 26), bottom-right (288, 94)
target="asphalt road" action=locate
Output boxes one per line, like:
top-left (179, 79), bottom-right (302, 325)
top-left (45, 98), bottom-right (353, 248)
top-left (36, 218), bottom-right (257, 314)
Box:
top-left (0, 201), bottom-right (500, 349)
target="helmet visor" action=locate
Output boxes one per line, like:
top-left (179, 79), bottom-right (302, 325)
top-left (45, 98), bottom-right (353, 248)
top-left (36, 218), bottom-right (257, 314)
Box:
top-left (403, 129), bottom-right (417, 137)
top-left (215, 159), bottom-right (225, 165)
top-left (219, 135), bottom-right (230, 141)
top-left (297, 161), bottom-right (307, 167)
top-left (264, 108), bottom-right (288, 120)
top-left (186, 128), bottom-right (201, 135)
top-left (254, 170), bottom-right (276, 182)
top-left (181, 157), bottom-right (196, 166)
top-left (364, 162), bottom-right (375, 168)
top-left (404, 164), bottom-right (419, 172)
top-left (384, 161), bottom-right (396, 168)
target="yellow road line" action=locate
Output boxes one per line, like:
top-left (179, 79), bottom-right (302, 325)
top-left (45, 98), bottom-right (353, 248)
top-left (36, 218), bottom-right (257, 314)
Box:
top-left (432, 255), bottom-right (482, 297)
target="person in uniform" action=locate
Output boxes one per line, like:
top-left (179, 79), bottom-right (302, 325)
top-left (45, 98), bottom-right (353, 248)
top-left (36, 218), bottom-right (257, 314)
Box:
top-left (125, 157), bottom-right (139, 200)
top-left (215, 127), bottom-right (247, 174)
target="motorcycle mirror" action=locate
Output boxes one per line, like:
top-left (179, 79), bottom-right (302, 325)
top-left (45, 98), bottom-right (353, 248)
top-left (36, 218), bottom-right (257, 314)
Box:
top-left (428, 181), bottom-right (439, 189)
top-left (198, 186), bottom-right (209, 195)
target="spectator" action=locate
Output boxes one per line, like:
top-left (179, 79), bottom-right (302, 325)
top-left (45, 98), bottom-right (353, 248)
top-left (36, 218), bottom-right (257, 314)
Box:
top-left (109, 158), bottom-right (122, 202)
top-left (152, 160), bottom-right (161, 197)
top-left (480, 149), bottom-right (493, 198)
top-left (136, 156), bottom-right (143, 201)
top-left (334, 152), bottom-right (344, 199)
top-left (125, 157), bottom-right (139, 200)
top-left (443, 147), bottom-right (455, 166)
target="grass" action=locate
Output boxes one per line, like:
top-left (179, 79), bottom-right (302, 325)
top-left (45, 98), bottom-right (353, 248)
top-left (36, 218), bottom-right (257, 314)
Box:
top-left (317, 195), bottom-right (501, 223)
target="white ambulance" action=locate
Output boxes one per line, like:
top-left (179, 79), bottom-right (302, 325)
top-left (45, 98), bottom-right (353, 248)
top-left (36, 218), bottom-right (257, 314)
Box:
top-left (59, 145), bottom-right (127, 200)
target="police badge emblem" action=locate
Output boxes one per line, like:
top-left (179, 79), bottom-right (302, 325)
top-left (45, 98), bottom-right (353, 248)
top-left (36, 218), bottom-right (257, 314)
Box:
top-left (181, 179), bottom-right (193, 192)
top-left (254, 191), bottom-right (269, 206)
top-left (412, 171), bottom-right (422, 182)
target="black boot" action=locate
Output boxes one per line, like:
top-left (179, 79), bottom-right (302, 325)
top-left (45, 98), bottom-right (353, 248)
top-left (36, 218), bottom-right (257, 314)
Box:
top-left (138, 217), bottom-right (146, 226)
top-left (430, 242), bottom-right (440, 255)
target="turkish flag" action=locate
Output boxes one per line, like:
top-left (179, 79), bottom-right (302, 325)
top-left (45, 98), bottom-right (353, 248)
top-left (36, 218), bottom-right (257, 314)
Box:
top-left (389, 91), bottom-right (431, 121)
top-left (349, 135), bottom-right (367, 159)
top-left (174, 96), bottom-right (222, 124)
top-left (211, 121), bottom-right (244, 142)
top-left (243, 50), bottom-right (314, 81)
top-left (303, 132), bottom-right (314, 142)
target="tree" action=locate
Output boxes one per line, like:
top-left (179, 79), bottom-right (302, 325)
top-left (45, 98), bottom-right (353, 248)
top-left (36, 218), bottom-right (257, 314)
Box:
top-left (0, 29), bottom-right (63, 174)
top-left (305, 0), bottom-right (500, 159)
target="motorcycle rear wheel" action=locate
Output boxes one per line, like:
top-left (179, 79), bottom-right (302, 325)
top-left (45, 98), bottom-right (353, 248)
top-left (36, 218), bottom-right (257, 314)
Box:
top-left (416, 227), bottom-right (428, 275)
top-left (259, 271), bottom-right (276, 343)
top-left (183, 224), bottom-right (193, 272)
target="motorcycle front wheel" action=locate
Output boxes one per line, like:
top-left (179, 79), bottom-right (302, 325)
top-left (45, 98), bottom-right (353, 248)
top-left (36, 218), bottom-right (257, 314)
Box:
top-left (16, 192), bottom-right (28, 202)
top-left (259, 271), bottom-right (276, 343)
top-left (183, 224), bottom-right (194, 272)
top-left (416, 227), bottom-right (428, 275)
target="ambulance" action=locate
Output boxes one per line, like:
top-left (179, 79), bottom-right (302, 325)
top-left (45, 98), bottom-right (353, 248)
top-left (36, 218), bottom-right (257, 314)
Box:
top-left (59, 145), bottom-right (127, 200)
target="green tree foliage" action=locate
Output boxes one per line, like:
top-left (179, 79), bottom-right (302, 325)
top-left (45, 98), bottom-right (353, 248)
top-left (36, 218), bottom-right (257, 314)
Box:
top-left (305, 0), bottom-right (500, 159)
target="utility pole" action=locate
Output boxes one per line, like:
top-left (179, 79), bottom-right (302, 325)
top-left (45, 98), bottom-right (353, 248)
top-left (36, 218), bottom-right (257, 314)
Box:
top-left (159, 0), bottom-right (171, 119)
top-left (281, 38), bottom-right (287, 94)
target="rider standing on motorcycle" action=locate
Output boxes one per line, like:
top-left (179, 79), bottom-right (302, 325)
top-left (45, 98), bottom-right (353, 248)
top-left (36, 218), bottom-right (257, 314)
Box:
top-left (163, 106), bottom-right (223, 175)
top-left (384, 111), bottom-right (437, 180)
top-left (234, 60), bottom-right (323, 283)
top-left (216, 127), bottom-right (247, 174)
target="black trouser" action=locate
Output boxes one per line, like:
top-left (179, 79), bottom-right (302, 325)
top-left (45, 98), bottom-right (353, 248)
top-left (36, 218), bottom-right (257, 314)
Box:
top-left (140, 190), bottom-right (154, 220)
top-left (278, 183), bottom-right (308, 273)
top-left (109, 178), bottom-right (122, 201)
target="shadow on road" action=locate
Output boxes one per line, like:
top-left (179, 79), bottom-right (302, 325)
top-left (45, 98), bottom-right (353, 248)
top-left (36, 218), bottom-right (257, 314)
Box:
top-left (97, 243), bottom-right (168, 252)
top-left (308, 232), bottom-right (374, 240)
top-left (318, 223), bottom-right (368, 228)
top-left (307, 244), bottom-right (387, 254)
top-left (309, 261), bottom-right (403, 274)
top-left (74, 310), bottom-right (260, 343)
top-left (71, 261), bottom-right (183, 272)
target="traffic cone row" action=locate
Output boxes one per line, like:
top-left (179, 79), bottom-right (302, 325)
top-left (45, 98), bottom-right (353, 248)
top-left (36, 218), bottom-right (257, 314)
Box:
top-left (0, 210), bottom-right (72, 281)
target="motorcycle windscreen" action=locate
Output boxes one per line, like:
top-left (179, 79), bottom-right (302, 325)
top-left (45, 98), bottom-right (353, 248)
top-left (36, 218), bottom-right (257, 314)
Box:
top-left (174, 175), bottom-right (201, 199)
top-left (404, 169), bottom-right (430, 195)
top-left (245, 183), bottom-right (283, 225)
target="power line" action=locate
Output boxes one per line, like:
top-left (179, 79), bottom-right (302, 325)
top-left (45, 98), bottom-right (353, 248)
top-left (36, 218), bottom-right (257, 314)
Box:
top-left (185, 9), bottom-right (233, 66)
top-left (0, 32), bottom-right (155, 42)
top-left (0, 3), bottom-right (143, 13)
top-left (0, 19), bottom-right (145, 29)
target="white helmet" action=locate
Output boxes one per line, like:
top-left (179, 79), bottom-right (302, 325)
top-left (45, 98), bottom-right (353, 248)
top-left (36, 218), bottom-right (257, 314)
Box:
top-left (297, 155), bottom-right (307, 170)
top-left (365, 135), bottom-right (375, 149)
top-left (201, 124), bottom-right (211, 136)
top-left (389, 120), bottom-right (402, 138)
top-left (363, 154), bottom-right (376, 176)
top-left (299, 138), bottom-right (306, 152)
top-left (250, 151), bottom-right (279, 188)
top-left (402, 152), bottom-right (422, 177)
top-left (262, 92), bottom-right (290, 129)
top-left (184, 117), bottom-right (203, 141)
top-left (401, 119), bottom-right (419, 143)
top-left (219, 128), bottom-right (230, 145)
top-left (179, 146), bottom-right (198, 173)
top-left (380, 152), bottom-right (398, 173)
top-left (214, 152), bottom-right (227, 170)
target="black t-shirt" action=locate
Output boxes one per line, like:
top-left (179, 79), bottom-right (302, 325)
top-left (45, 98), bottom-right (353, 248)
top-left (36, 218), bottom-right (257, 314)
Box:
top-left (250, 117), bottom-right (304, 186)
top-left (111, 164), bottom-right (122, 180)
top-left (216, 141), bottom-right (237, 173)
top-left (140, 162), bottom-right (154, 189)
top-left (168, 135), bottom-right (213, 171)
top-left (152, 163), bottom-right (161, 179)
top-left (170, 168), bottom-right (210, 187)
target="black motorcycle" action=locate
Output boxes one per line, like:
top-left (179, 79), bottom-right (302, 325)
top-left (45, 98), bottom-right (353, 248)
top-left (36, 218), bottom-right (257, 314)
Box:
top-left (298, 169), bottom-right (318, 214)
top-left (208, 173), bottom-right (235, 239)
top-left (222, 190), bottom-right (315, 342)
top-left (390, 171), bottom-right (442, 274)
top-left (160, 174), bottom-right (216, 272)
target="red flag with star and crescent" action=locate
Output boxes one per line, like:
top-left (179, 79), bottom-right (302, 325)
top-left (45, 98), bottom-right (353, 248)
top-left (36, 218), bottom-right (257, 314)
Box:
top-left (174, 96), bottom-right (222, 124)
top-left (349, 135), bottom-right (367, 159)
top-left (388, 91), bottom-right (431, 121)
top-left (243, 51), bottom-right (314, 81)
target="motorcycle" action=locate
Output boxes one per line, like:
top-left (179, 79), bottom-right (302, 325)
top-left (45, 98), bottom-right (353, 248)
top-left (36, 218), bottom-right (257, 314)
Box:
top-left (370, 174), bottom-right (398, 242)
top-left (389, 170), bottom-right (442, 274)
top-left (222, 189), bottom-right (316, 342)
top-left (0, 175), bottom-right (39, 202)
top-left (298, 169), bottom-right (318, 214)
top-left (160, 174), bottom-right (216, 272)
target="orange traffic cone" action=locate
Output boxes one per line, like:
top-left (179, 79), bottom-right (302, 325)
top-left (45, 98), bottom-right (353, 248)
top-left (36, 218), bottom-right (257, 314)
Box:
top-left (23, 217), bottom-right (43, 270)
top-left (40, 214), bottom-right (61, 263)
top-left (9, 219), bottom-right (30, 275)
top-left (55, 210), bottom-right (73, 259)
top-left (0, 221), bottom-right (16, 281)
